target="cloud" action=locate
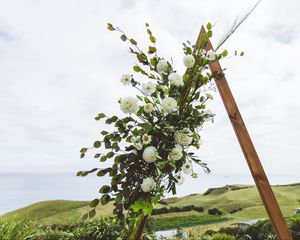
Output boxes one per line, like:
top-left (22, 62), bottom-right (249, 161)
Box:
top-left (0, 0), bottom-right (299, 184)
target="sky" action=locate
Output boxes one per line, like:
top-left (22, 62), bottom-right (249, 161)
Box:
top-left (0, 0), bottom-right (300, 182)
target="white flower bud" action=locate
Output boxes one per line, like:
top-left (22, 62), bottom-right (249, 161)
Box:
top-left (120, 97), bottom-right (138, 114)
top-left (168, 72), bottom-right (184, 86)
top-left (175, 128), bottom-right (193, 146)
top-left (141, 177), bottom-right (156, 192)
top-left (183, 54), bottom-right (195, 68)
top-left (144, 103), bottom-right (154, 113)
top-left (142, 146), bottom-right (158, 163)
top-left (161, 97), bottom-right (177, 113)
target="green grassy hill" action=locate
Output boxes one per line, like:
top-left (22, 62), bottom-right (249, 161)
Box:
top-left (2, 183), bottom-right (300, 228)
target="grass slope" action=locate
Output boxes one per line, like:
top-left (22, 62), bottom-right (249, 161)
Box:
top-left (2, 184), bottom-right (300, 226)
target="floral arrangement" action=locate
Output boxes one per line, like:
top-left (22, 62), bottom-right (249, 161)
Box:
top-left (77, 22), bottom-right (232, 239)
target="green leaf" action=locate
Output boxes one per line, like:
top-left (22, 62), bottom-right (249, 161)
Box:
top-left (100, 194), bottom-right (111, 205)
top-left (97, 168), bottom-right (112, 177)
top-left (94, 153), bottom-right (100, 158)
top-left (107, 23), bottom-right (115, 31)
top-left (88, 209), bottom-right (96, 218)
top-left (99, 185), bottom-right (111, 194)
top-left (150, 35), bottom-right (156, 43)
top-left (90, 199), bottom-right (99, 208)
top-left (100, 156), bottom-right (107, 162)
top-left (97, 169), bottom-right (106, 177)
top-left (131, 199), bottom-right (153, 216)
top-left (80, 148), bottom-right (88, 153)
top-left (107, 152), bottom-right (114, 158)
top-left (133, 65), bottom-right (141, 72)
top-left (76, 171), bottom-right (83, 176)
top-left (136, 53), bottom-right (148, 65)
top-left (240, 51), bottom-right (245, 56)
top-left (106, 116), bottom-right (118, 124)
top-left (80, 153), bottom-right (85, 159)
top-left (93, 141), bottom-right (101, 148)
top-left (222, 49), bottom-right (228, 57)
top-left (206, 22), bottom-right (212, 30)
top-left (120, 34), bottom-right (126, 41)
top-left (130, 38), bottom-right (137, 45)
top-left (148, 46), bottom-right (157, 54)
top-left (101, 131), bottom-right (108, 135)
top-left (82, 213), bottom-right (88, 220)
top-left (150, 58), bottom-right (157, 66)
top-left (95, 113), bottom-right (106, 120)
top-left (207, 30), bottom-right (213, 38)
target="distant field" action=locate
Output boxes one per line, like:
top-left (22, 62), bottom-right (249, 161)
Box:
top-left (2, 183), bottom-right (300, 230)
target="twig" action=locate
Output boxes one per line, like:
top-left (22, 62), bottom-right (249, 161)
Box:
top-left (215, 0), bottom-right (262, 51)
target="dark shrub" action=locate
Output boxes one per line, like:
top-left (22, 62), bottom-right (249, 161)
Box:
top-left (182, 205), bottom-right (193, 211)
top-left (229, 208), bottom-right (242, 214)
top-left (289, 215), bottom-right (300, 240)
top-left (219, 227), bottom-right (245, 239)
top-left (208, 208), bottom-right (222, 216)
top-left (193, 206), bottom-right (204, 212)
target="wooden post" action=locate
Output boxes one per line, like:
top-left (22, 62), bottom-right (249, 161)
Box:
top-left (198, 26), bottom-right (292, 240)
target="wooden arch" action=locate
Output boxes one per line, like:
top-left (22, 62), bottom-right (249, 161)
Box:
top-left (198, 26), bottom-right (292, 240)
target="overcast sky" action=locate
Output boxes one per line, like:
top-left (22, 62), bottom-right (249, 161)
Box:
top-left (0, 0), bottom-right (299, 182)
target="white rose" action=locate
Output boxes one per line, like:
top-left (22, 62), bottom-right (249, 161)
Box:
top-left (144, 103), bottom-right (154, 113)
top-left (206, 49), bottom-right (216, 61)
top-left (120, 96), bottom-right (138, 114)
top-left (168, 145), bottom-right (183, 161)
top-left (182, 161), bottom-right (193, 175)
top-left (142, 81), bottom-right (156, 95)
top-left (120, 74), bottom-right (131, 85)
top-left (175, 128), bottom-right (193, 146)
top-left (142, 134), bottom-right (152, 145)
top-left (168, 72), bottom-right (184, 86)
top-left (156, 59), bottom-right (169, 74)
top-left (161, 97), bottom-right (177, 113)
top-left (141, 177), bottom-right (156, 192)
top-left (134, 142), bottom-right (143, 150)
top-left (183, 54), bottom-right (195, 68)
top-left (142, 146), bottom-right (158, 163)
top-left (174, 175), bottom-right (185, 185)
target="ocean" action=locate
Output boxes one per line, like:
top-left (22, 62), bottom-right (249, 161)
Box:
top-left (0, 172), bottom-right (299, 215)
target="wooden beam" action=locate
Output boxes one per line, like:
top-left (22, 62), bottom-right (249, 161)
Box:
top-left (197, 26), bottom-right (292, 240)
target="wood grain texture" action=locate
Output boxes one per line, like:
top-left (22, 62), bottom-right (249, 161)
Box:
top-left (198, 26), bottom-right (292, 240)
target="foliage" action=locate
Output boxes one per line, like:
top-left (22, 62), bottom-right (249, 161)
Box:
top-left (0, 218), bottom-right (41, 240)
top-left (152, 205), bottom-right (204, 215)
top-left (153, 214), bottom-right (229, 231)
top-left (209, 233), bottom-right (236, 240)
top-left (289, 214), bottom-right (300, 240)
top-left (208, 208), bottom-right (222, 216)
top-left (199, 215), bottom-right (300, 240)
top-left (0, 217), bottom-right (156, 240)
top-left (78, 22), bottom-right (242, 238)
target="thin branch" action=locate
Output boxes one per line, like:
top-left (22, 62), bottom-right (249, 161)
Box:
top-left (215, 0), bottom-right (262, 51)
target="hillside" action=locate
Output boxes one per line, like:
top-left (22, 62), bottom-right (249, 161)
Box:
top-left (2, 183), bottom-right (300, 227)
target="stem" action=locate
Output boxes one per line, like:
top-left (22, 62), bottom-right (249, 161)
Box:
top-left (134, 215), bottom-right (148, 240)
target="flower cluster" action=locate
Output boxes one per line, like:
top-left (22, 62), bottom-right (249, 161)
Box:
top-left (78, 22), bottom-right (231, 238)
